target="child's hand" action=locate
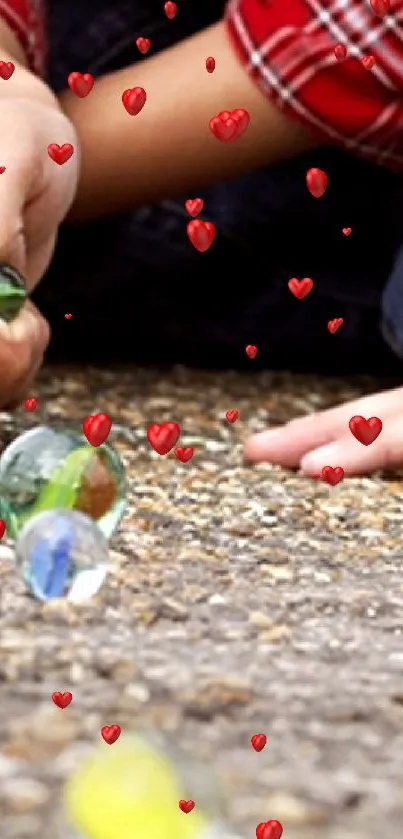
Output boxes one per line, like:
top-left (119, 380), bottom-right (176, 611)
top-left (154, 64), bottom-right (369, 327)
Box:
top-left (244, 386), bottom-right (403, 477)
top-left (0, 98), bottom-right (79, 407)
top-left (0, 98), bottom-right (79, 287)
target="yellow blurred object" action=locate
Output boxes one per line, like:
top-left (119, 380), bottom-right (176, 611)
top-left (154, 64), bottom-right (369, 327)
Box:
top-left (64, 734), bottom-right (210, 839)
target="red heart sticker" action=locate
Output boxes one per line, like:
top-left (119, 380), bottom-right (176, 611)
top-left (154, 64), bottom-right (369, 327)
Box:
top-left (47, 143), bottom-right (74, 165)
top-left (306, 167), bottom-right (327, 198)
top-left (101, 724), bottom-right (121, 745)
top-left (209, 109), bottom-right (250, 142)
top-left (122, 86), bottom-right (147, 115)
top-left (251, 733), bottom-right (267, 752)
top-left (226, 409), bottom-right (239, 423)
top-left (349, 415), bottom-right (382, 446)
top-left (288, 277), bottom-right (314, 299)
top-left (187, 220), bottom-right (215, 253)
top-left (174, 447), bottom-right (194, 463)
top-left (322, 466), bottom-right (345, 485)
top-left (327, 318), bottom-right (343, 334)
top-left (0, 519), bottom-right (6, 540)
top-left (185, 198), bottom-right (204, 218)
top-left (0, 61), bottom-right (14, 79)
top-left (82, 413), bottom-right (112, 447)
top-left (209, 108), bottom-right (250, 143)
top-left (164, 1), bottom-right (177, 19)
top-left (179, 800), bottom-right (195, 813)
top-left (52, 691), bottom-right (73, 709)
top-left (136, 37), bottom-right (151, 54)
top-left (147, 422), bottom-right (180, 455)
top-left (25, 397), bottom-right (37, 412)
top-left (256, 821), bottom-right (283, 839)
top-left (245, 344), bottom-right (258, 359)
top-left (67, 72), bottom-right (94, 98)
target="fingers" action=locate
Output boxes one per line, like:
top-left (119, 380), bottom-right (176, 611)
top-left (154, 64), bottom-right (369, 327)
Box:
top-left (0, 101), bottom-right (78, 287)
top-left (244, 419), bottom-right (331, 468)
top-left (243, 386), bottom-right (402, 467)
top-left (300, 412), bottom-right (403, 476)
top-left (0, 105), bottom-right (39, 275)
top-left (0, 301), bottom-right (49, 406)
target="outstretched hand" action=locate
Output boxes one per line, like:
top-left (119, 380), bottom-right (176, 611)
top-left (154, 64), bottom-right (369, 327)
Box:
top-left (244, 386), bottom-right (403, 477)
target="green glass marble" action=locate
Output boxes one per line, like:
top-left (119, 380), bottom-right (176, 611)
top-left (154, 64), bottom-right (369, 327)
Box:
top-left (0, 426), bottom-right (126, 540)
top-left (0, 263), bottom-right (27, 322)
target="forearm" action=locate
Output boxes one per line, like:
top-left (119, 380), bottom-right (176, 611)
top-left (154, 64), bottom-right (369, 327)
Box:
top-left (60, 20), bottom-right (318, 222)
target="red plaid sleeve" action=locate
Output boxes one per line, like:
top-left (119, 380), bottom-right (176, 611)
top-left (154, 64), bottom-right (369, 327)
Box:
top-left (225, 0), bottom-right (403, 172)
top-left (0, 0), bottom-right (46, 76)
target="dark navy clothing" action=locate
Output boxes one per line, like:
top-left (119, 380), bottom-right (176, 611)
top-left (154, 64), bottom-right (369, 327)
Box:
top-left (382, 243), bottom-right (403, 363)
top-left (33, 0), bottom-right (403, 374)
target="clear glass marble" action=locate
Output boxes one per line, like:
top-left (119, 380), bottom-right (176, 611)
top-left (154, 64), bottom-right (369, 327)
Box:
top-left (16, 508), bottom-right (109, 602)
top-left (0, 426), bottom-right (126, 540)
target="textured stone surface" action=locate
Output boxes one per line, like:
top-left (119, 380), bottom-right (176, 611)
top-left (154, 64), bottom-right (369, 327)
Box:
top-left (1, 365), bottom-right (403, 839)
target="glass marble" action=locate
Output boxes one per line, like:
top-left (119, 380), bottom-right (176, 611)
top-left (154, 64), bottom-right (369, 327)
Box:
top-left (57, 733), bottom-right (242, 839)
top-left (0, 263), bottom-right (27, 322)
top-left (16, 509), bottom-right (109, 602)
top-left (0, 425), bottom-right (126, 540)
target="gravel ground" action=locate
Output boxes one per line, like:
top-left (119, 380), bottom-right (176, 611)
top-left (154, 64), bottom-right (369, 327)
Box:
top-left (1, 364), bottom-right (403, 839)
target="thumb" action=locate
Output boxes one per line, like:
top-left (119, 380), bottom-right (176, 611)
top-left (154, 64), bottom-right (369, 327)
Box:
top-left (0, 300), bottom-right (49, 402)
top-left (0, 169), bottom-right (27, 276)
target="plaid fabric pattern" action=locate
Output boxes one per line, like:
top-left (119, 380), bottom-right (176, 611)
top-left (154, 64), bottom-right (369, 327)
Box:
top-left (226, 0), bottom-right (403, 171)
top-left (0, 0), bottom-right (400, 371)
top-left (0, 0), bottom-right (46, 74)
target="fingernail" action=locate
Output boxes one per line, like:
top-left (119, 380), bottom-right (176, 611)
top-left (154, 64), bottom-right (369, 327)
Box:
top-left (300, 444), bottom-right (341, 475)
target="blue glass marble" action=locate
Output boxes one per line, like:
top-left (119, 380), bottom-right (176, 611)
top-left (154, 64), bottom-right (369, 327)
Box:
top-left (15, 509), bottom-right (109, 602)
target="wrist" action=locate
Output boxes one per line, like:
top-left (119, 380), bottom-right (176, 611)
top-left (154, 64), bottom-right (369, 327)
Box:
top-left (0, 14), bottom-right (55, 110)
top-left (0, 52), bottom-right (60, 112)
